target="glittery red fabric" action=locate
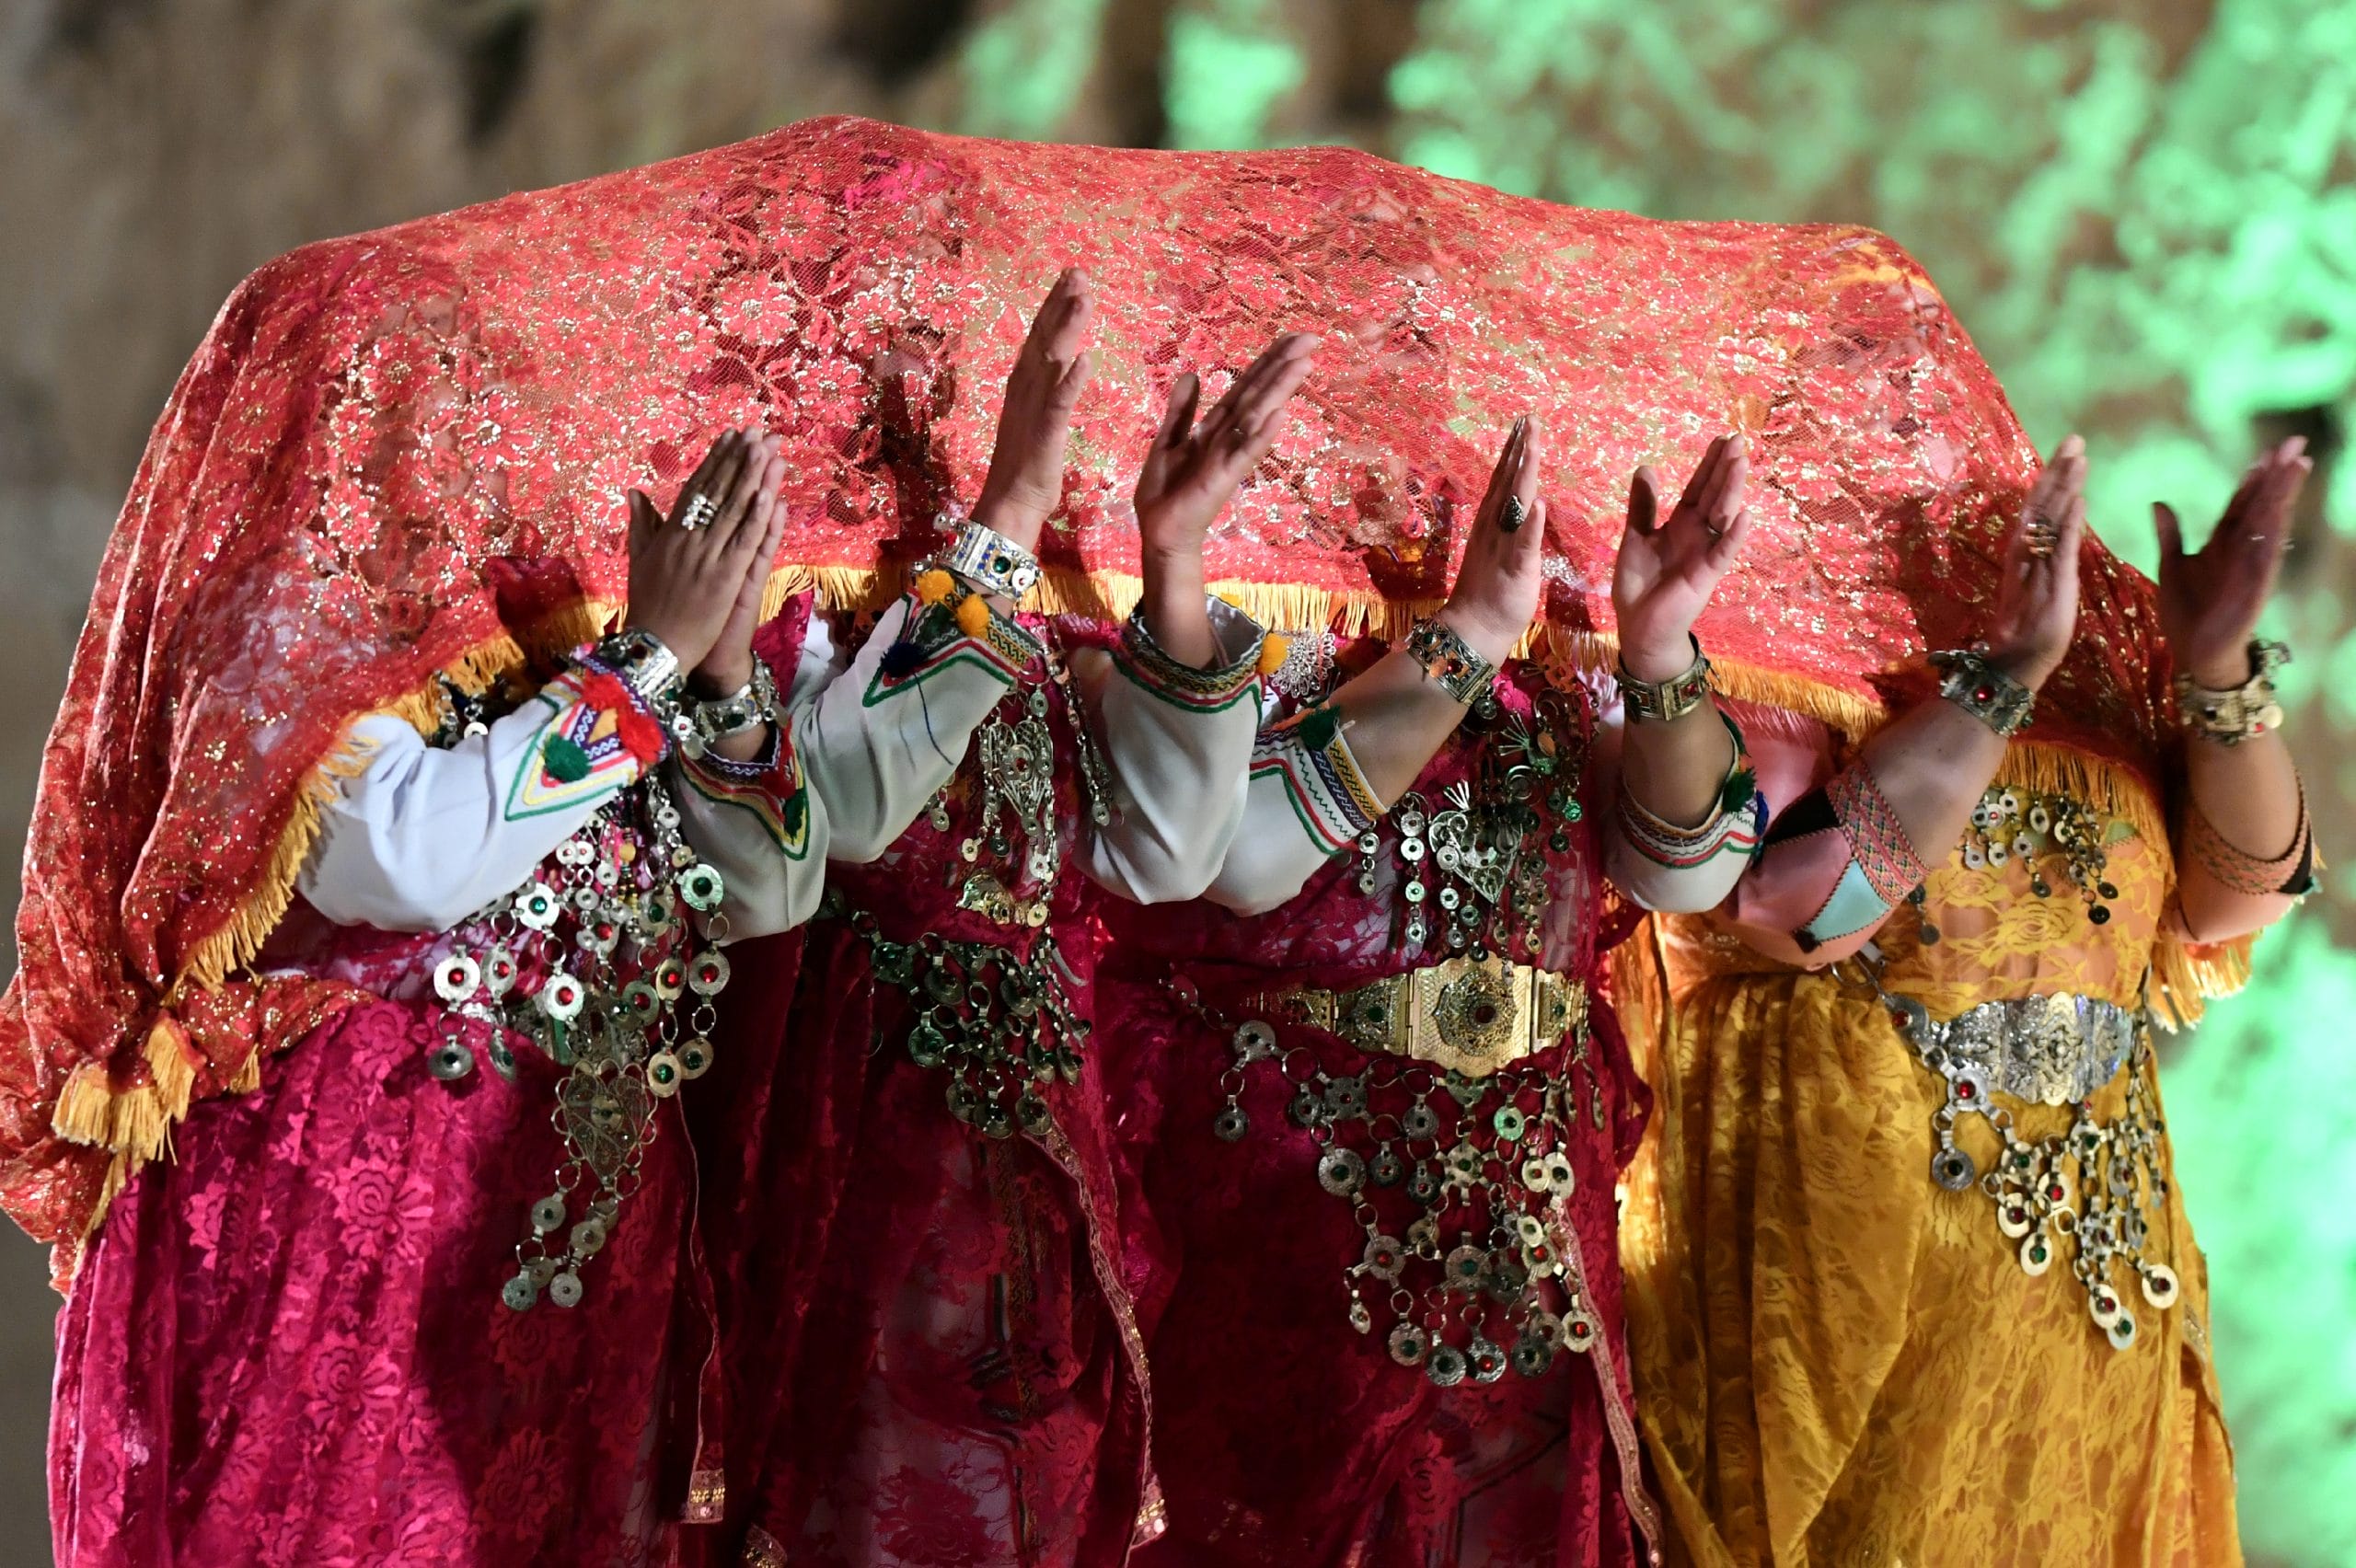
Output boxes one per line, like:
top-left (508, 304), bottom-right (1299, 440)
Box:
top-left (1, 112), bottom-right (2167, 1262)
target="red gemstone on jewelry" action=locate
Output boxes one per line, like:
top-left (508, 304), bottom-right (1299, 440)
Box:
top-left (1974, 685), bottom-right (1995, 702)
top-left (2047, 1182), bottom-right (2065, 1201)
top-left (1957, 1081), bottom-right (1975, 1100)
top-left (1570, 1320), bottom-right (1591, 1340)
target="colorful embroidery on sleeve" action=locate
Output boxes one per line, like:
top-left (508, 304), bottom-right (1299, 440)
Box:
top-left (863, 591), bottom-right (1042, 707)
top-left (503, 668), bottom-right (667, 821)
top-left (1251, 704), bottom-right (1382, 855)
top-left (678, 726), bottom-right (813, 859)
top-left (1112, 604), bottom-right (1265, 714)
top-left (1826, 760), bottom-right (1925, 905)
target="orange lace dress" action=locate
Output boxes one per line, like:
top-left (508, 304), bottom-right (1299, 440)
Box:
top-left (1623, 715), bottom-right (2255, 1566)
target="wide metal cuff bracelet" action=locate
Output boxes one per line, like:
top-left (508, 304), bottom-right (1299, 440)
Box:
top-left (1404, 617), bottom-right (1497, 705)
top-left (589, 627), bottom-right (685, 709)
top-left (1614, 634), bottom-right (1712, 723)
top-left (682, 657), bottom-right (780, 758)
top-left (1931, 649), bottom-right (2035, 738)
top-left (1242, 953), bottom-right (1587, 1079)
top-left (2173, 638), bottom-right (2289, 746)
top-left (941, 517), bottom-right (1043, 601)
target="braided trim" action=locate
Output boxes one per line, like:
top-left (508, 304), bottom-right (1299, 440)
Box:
top-left (1826, 760), bottom-right (1924, 905)
top-left (2184, 784), bottom-right (2315, 898)
top-left (1114, 603), bottom-right (1265, 711)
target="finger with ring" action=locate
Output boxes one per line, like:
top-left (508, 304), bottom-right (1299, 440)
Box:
top-left (679, 492), bottom-right (721, 531)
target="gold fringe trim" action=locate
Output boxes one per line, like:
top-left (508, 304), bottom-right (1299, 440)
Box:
top-left (51, 1063), bottom-right (118, 1148)
top-left (175, 599), bottom-right (615, 997)
top-left (144, 1013), bottom-right (199, 1124)
top-left (2150, 931), bottom-right (2257, 1032)
top-left (759, 562), bottom-right (1899, 742)
top-left (227, 1047), bottom-right (263, 1095)
top-left (1989, 741), bottom-right (2168, 850)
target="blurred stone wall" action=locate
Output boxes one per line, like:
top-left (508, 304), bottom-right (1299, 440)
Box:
top-left (3, 1), bottom-right (2349, 1561)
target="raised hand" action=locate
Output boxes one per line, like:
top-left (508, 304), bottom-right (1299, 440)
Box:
top-left (1438, 416), bottom-right (1548, 663)
top-left (970, 267), bottom-right (1097, 554)
top-left (687, 435), bottom-right (790, 697)
top-left (2154, 436), bottom-right (2310, 687)
top-left (1982, 434), bottom-right (2087, 690)
top-left (626, 427), bottom-right (784, 676)
top-left (1612, 434), bottom-right (1752, 681)
top-left (1134, 331), bottom-right (1320, 570)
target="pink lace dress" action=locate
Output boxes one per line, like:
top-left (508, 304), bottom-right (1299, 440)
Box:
top-left (50, 617), bottom-right (829, 1568)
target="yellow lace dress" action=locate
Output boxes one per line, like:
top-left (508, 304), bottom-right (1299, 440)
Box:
top-left (1622, 755), bottom-right (2250, 1566)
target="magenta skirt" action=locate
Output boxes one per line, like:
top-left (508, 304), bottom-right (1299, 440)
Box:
top-left (49, 997), bottom-right (700, 1567)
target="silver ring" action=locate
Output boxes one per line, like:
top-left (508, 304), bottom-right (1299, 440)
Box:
top-left (1498, 497), bottom-right (1527, 534)
top-left (679, 493), bottom-right (720, 531)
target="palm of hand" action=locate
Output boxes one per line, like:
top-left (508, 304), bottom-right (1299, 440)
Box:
top-left (2154, 438), bottom-right (2307, 683)
top-left (1612, 528), bottom-right (1719, 649)
top-left (1610, 437), bottom-right (1750, 674)
top-left (973, 269), bottom-right (1095, 550)
top-left (1135, 334), bottom-right (1317, 559)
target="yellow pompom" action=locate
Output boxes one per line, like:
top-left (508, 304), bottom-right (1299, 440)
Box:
top-left (1255, 634), bottom-right (1291, 676)
top-left (954, 594), bottom-right (994, 640)
top-left (915, 568), bottom-right (956, 605)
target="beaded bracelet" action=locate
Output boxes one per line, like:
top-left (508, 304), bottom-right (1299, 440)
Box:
top-left (941, 517), bottom-right (1043, 601)
top-left (1403, 617), bottom-right (1497, 705)
top-left (1615, 635), bottom-right (1713, 724)
top-left (1930, 649), bottom-right (2035, 739)
top-left (2174, 639), bottom-right (2290, 747)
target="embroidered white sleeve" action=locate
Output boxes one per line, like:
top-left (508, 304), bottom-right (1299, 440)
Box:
top-left (298, 699), bottom-right (636, 934)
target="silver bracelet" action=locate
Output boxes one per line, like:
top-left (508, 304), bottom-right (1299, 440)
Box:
top-left (591, 628), bottom-right (685, 709)
top-left (1403, 617), bottom-right (1497, 705)
top-left (2174, 639), bottom-right (2290, 746)
top-left (941, 517), bottom-right (1043, 601)
top-left (681, 658), bottom-right (780, 759)
top-left (1614, 634), bottom-right (1714, 724)
top-left (1930, 648), bottom-right (2036, 739)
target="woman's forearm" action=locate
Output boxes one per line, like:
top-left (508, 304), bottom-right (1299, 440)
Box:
top-left (1138, 548), bottom-right (1215, 669)
top-left (2177, 725), bottom-right (2305, 938)
top-left (1617, 696), bottom-right (1738, 828)
top-left (1312, 647), bottom-right (1484, 804)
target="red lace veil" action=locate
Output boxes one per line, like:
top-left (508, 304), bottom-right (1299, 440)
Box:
top-left (1, 115), bottom-right (2192, 1272)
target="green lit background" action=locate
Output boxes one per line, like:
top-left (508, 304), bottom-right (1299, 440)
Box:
top-left (0, 1), bottom-right (2348, 1558)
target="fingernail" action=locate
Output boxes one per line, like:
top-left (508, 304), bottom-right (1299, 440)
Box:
top-left (1292, 333), bottom-right (1322, 352)
top-left (2059, 433), bottom-right (2085, 458)
top-left (2284, 434), bottom-right (2308, 458)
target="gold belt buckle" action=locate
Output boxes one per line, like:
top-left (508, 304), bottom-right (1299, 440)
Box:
top-left (1251, 955), bottom-right (1586, 1078)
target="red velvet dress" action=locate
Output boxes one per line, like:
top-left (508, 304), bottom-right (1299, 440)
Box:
top-left (1097, 667), bottom-right (1664, 1568)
